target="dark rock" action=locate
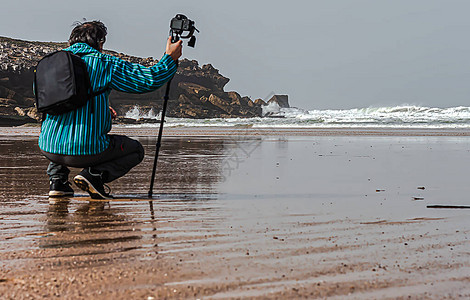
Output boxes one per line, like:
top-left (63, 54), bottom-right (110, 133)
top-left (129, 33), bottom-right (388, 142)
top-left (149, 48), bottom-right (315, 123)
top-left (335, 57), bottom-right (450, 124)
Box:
top-left (0, 85), bottom-right (23, 101)
top-left (115, 117), bottom-right (138, 124)
top-left (177, 94), bottom-right (192, 104)
top-left (115, 117), bottom-right (160, 124)
top-left (267, 95), bottom-right (290, 108)
top-left (0, 98), bottom-right (36, 126)
top-left (14, 106), bottom-right (39, 120)
top-left (227, 92), bottom-right (255, 108)
top-left (178, 82), bottom-right (211, 98)
top-left (243, 97), bottom-right (255, 108)
top-left (208, 94), bottom-right (233, 114)
top-left (264, 112), bottom-right (285, 118)
top-left (227, 91), bottom-right (242, 105)
top-left (254, 98), bottom-right (266, 106)
top-left (0, 114), bottom-right (36, 126)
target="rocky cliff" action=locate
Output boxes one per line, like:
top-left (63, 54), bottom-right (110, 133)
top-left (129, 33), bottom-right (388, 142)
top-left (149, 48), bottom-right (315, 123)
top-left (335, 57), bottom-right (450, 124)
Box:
top-left (0, 36), bottom-right (290, 125)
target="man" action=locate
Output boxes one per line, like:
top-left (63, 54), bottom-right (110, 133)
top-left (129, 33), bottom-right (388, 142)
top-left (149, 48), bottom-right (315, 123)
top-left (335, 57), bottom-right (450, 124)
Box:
top-left (39, 21), bottom-right (182, 199)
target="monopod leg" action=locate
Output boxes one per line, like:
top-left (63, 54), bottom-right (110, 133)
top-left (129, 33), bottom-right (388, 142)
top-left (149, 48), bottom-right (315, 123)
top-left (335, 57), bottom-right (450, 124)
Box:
top-left (148, 78), bottom-right (172, 198)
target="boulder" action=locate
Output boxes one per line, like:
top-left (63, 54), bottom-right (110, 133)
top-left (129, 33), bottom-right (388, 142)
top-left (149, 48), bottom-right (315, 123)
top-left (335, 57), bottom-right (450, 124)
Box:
top-left (26, 107), bottom-right (40, 120)
top-left (208, 94), bottom-right (233, 114)
top-left (227, 91), bottom-right (242, 105)
top-left (0, 99), bottom-right (37, 125)
top-left (227, 92), bottom-right (256, 109)
top-left (241, 96), bottom-right (254, 107)
top-left (267, 95), bottom-right (290, 108)
top-left (175, 61), bottom-right (230, 92)
top-left (0, 85), bottom-right (24, 101)
top-left (178, 82), bottom-right (211, 98)
top-left (254, 98), bottom-right (266, 106)
top-left (178, 94), bottom-right (199, 105)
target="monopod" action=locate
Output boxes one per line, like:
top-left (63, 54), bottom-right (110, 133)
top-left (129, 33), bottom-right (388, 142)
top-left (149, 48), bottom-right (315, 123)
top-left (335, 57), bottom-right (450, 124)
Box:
top-left (147, 72), bottom-right (174, 198)
top-left (148, 14), bottom-right (198, 198)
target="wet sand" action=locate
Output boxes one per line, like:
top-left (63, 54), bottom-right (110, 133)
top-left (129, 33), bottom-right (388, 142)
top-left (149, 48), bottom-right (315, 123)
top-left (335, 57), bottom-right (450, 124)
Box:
top-left (1, 126), bottom-right (470, 299)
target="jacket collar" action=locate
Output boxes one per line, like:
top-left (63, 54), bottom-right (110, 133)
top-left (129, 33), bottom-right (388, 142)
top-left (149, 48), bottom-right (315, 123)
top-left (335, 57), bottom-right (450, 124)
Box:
top-left (64, 43), bottom-right (101, 55)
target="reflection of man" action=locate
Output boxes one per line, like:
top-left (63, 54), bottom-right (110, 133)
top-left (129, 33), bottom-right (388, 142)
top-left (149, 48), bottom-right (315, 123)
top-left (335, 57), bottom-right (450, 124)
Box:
top-left (39, 21), bottom-right (182, 199)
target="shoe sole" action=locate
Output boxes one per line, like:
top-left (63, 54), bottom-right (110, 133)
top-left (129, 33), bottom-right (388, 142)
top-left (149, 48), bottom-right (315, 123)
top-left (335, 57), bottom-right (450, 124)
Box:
top-left (49, 198), bottom-right (70, 204)
top-left (49, 190), bottom-right (74, 197)
top-left (73, 175), bottom-right (112, 200)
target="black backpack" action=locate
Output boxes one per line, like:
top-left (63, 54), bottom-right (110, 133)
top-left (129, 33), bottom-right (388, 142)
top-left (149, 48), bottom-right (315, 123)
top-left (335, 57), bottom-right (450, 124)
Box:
top-left (34, 51), bottom-right (107, 115)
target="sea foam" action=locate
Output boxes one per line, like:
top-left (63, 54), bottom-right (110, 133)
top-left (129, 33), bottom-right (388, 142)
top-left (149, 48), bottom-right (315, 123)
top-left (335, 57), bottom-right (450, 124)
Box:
top-left (122, 105), bottom-right (470, 128)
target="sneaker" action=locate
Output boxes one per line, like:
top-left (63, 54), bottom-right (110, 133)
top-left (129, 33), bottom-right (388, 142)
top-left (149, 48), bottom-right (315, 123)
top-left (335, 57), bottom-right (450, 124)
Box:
top-left (49, 180), bottom-right (74, 197)
top-left (73, 169), bottom-right (113, 200)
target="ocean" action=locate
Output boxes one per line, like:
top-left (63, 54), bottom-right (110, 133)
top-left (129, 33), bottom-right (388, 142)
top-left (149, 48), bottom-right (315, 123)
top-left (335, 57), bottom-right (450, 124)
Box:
top-left (123, 104), bottom-right (470, 129)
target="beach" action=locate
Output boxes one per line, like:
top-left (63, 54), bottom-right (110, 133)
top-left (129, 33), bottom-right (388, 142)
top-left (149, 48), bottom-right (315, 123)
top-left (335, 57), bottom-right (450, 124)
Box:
top-left (1, 126), bottom-right (469, 299)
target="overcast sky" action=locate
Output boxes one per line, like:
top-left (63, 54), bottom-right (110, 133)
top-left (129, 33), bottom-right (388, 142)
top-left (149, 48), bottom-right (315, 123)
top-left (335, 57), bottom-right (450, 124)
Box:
top-left (1, 0), bottom-right (470, 110)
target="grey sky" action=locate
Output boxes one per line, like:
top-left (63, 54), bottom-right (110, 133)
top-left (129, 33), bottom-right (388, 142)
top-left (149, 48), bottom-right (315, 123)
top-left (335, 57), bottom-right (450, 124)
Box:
top-left (1, 0), bottom-right (470, 110)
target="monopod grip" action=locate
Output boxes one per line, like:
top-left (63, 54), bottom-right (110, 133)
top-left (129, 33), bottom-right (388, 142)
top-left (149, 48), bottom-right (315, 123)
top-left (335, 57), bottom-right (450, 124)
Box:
top-left (171, 34), bottom-right (180, 44)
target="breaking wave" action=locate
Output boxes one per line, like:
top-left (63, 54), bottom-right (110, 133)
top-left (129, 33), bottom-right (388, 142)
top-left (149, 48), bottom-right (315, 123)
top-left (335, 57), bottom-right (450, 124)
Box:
top-left (125, 106), bottom-right (160, 119)
top-left (121, 105), bottom-right (470, 128)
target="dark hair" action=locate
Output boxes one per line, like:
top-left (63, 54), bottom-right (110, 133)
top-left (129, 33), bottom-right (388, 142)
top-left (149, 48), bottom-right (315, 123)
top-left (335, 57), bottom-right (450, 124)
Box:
top-left (68, 20), bottom-right (107, 50)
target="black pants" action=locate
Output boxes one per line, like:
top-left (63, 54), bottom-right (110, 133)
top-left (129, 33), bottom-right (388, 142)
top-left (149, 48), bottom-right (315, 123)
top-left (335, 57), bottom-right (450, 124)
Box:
top-left (43, 135), bottom-right (144, 183)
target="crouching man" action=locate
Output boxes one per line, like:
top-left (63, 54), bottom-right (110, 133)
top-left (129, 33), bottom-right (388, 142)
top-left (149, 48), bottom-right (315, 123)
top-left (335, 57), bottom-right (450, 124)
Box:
top-left (39, 21), bottom-right (182, 199)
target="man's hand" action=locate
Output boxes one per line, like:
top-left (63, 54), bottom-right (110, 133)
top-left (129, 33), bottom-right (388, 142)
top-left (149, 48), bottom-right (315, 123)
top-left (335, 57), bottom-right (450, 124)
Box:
top-left (166, 36), bottom-right (183, 62)
top-left (109, 106), bottom-right (117, 120)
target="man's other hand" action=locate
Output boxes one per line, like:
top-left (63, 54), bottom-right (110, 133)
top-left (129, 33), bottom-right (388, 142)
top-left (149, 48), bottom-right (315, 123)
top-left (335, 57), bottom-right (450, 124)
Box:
top-left (109, 106), bottom-right (117, 120)
top-left (166, 36), bottom-right (183, 62)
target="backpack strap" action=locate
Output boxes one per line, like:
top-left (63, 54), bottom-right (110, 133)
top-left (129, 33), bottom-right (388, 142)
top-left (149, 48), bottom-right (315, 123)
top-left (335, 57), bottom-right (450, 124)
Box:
top-left (75, 52), bottom-right (109, 97)
top-left (74, 52), bottom-right (110, 114)
top-left (91, 87), bottom-right (109, 98)
top-left (88, 87), bottom-right (109, 115)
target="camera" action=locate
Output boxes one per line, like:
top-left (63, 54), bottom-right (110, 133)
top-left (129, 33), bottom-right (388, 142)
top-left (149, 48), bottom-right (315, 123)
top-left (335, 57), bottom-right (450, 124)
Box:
top-left (170, 14), bottom-right (199, 47)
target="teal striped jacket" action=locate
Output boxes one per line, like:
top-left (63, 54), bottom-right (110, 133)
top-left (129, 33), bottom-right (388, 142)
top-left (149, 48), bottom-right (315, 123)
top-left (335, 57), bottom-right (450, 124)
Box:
top-left (38, 43), bottom-right (177, 155)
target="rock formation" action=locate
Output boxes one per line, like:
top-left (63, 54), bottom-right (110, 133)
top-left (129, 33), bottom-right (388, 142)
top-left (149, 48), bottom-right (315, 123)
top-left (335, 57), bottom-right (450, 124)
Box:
top-left (0, 36), bottom-right (289, 124)
top-left (267, 95), bottom-right (290, 108)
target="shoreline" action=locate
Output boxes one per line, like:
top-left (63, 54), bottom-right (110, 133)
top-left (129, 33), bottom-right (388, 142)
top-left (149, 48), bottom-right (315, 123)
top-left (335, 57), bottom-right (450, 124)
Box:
top-left (1, 125), bottom-right (470, 137)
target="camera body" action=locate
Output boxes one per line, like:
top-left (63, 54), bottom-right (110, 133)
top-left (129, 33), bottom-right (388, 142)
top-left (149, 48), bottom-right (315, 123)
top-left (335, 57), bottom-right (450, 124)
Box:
top-left (170, 14), bottom-right (199, 47)
top-left (170, 15), bottom-right (195, 33)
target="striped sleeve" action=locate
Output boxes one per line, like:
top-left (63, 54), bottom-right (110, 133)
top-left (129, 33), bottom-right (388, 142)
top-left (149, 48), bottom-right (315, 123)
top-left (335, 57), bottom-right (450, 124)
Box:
top-left (109, 54), bottom-right (177, 93)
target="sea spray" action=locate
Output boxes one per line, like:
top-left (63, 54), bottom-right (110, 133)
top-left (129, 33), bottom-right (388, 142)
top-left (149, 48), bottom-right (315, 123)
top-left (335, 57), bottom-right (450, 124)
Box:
top-left (125, 105), bottom-right (160, 120)
top-left (121, 105), bottom-right (470, 128)
top-left (261, 102), bottom-right (281, 116)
